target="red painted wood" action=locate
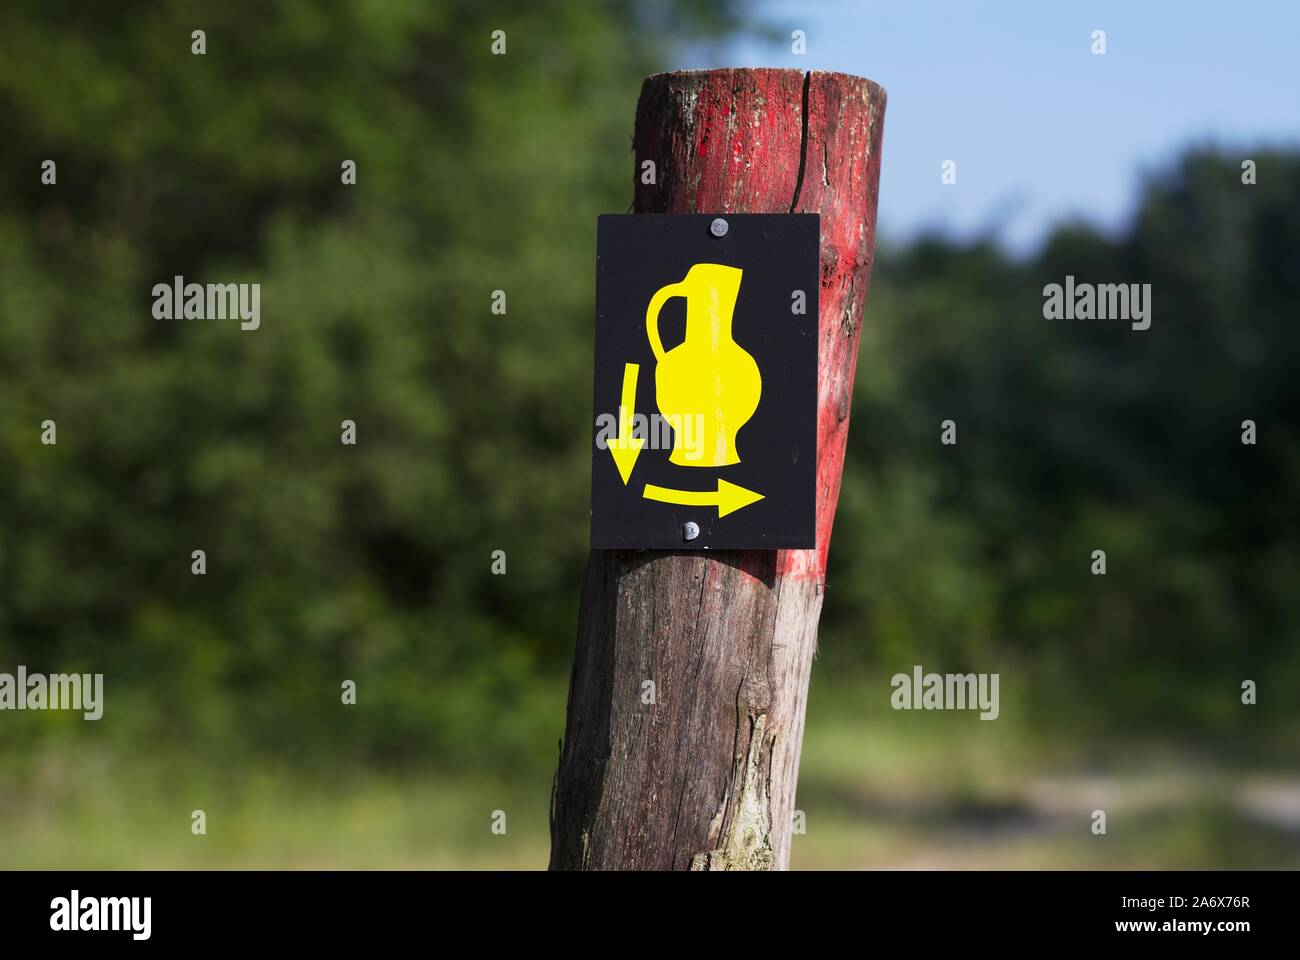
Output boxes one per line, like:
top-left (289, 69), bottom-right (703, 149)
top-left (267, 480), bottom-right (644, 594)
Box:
top-left (634, 68), bottom-right (885, 581)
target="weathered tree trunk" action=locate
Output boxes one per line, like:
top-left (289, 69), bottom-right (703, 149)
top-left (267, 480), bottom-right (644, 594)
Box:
top-left (550, 69), bottom-right (886, 871)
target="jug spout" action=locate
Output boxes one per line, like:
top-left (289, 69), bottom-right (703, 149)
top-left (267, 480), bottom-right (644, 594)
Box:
top-left (683, 263), bottom-right (742, 343)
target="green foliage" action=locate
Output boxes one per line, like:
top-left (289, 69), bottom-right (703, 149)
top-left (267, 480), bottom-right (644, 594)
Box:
top-left (829, 150), bottom-right (1300, 746)
top-left (1, 0), bottom-right (1296, 787)
top-left (0, 0), bottom-right (742, 771)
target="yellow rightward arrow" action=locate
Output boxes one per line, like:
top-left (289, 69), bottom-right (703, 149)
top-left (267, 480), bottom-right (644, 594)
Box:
top-left (642, 479), bottom-right (765, 518)
top-left (607, 362), bottom-right (644, 484)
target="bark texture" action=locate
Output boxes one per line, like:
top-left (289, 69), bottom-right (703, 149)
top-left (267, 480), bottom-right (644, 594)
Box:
top-left (551, 69), bottom-right (886, 871)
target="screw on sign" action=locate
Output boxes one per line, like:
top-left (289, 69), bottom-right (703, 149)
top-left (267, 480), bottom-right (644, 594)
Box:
top-left (554, 69), bottom-right (886, 871)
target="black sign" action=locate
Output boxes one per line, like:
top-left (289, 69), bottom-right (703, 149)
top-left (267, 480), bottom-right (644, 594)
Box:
top-left (591, 213), bottom-right (819, 550)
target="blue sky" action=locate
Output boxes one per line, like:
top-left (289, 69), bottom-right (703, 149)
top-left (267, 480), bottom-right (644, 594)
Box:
top-left (682, 0), bottom-right (1300, 255)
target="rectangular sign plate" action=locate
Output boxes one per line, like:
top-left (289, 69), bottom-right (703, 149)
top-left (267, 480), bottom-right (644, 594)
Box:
top-left (591, 213), bottom-right (819, 550)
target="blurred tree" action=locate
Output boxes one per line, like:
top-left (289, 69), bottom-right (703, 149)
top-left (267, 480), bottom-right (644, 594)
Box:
top-left (828, 149), bottom-right (1300, 747)
top-left (1, 0), bottom-right (1296, 776)
top-left (0, 0), bottom-right (752, 771)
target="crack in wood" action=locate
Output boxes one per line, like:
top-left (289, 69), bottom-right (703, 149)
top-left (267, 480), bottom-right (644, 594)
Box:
top-left (789, 71), bottom-right (812, 213)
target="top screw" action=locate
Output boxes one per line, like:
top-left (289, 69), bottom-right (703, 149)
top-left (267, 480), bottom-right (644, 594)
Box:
top-left (710, 218), bottom-right (729, 238)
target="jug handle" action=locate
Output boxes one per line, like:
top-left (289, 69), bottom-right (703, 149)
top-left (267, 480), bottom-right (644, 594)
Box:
top-left (646, 281), bottom-right (685, 362)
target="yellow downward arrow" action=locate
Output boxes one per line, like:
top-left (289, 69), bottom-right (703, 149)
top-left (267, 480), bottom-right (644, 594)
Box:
top-left (642, 479), bottom-right (765, 518)
top-left (607, 362), bottom-right (644, 485)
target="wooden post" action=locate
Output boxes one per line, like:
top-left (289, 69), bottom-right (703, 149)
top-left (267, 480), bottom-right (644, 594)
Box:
top-left (550, 68), bottom-right (886, 871)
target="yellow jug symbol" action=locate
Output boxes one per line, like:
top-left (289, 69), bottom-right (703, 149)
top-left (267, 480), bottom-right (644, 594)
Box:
top-left (646, 263), bottom-right (761, 468)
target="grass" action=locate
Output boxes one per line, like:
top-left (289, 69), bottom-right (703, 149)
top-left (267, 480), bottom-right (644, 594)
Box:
top-left (3, 678), bottom-right (1296, 869)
